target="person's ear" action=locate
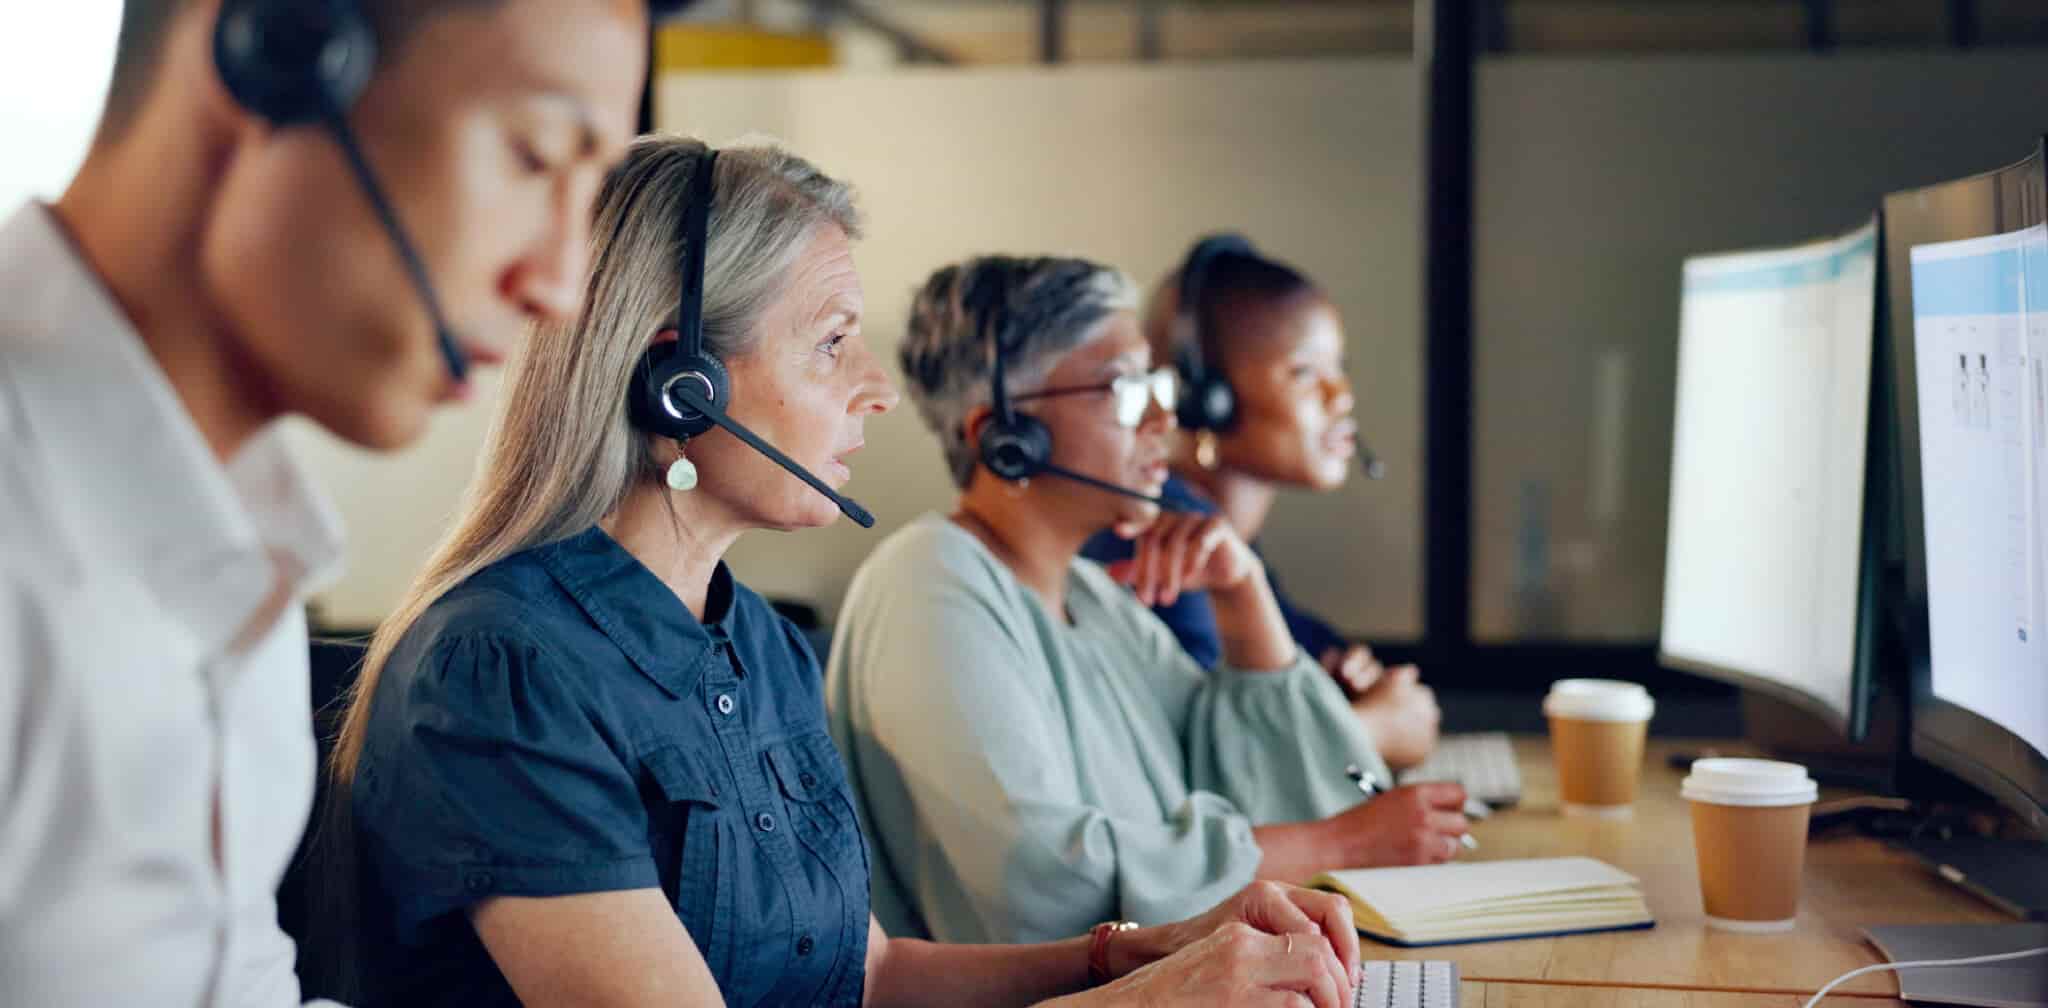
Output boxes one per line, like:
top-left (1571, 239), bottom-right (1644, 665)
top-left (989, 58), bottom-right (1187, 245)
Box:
top-left (961, 402), bottom-right (997, 448)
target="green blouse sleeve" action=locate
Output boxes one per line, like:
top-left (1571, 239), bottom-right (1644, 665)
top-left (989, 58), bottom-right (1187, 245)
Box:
top-left (1089, 565), bottom-right (1394, 825)
top-left (1187, 656), bottom-right (1393, 824)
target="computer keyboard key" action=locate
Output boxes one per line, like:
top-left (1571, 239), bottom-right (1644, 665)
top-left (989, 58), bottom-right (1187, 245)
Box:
top-left (1354, 960), bottom-right (1460, 1008)
top-left (1399, 732), bottom-right (1523, 807)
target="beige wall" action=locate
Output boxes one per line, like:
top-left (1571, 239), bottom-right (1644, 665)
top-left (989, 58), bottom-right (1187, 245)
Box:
top-left (1, 3), bottom-right (118, 211)
top-left (291, 58), bottom-right (1426, 634)
top-left (659, 60), bottom-right (1427, 637)
top-left (284, 372), bottom-right (505, 630)
top-left (295, 51), bottom-right (2048, 645)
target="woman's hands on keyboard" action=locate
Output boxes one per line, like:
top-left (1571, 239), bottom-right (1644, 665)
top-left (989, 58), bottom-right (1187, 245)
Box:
top-left (1053, 881), bottom-right (1359, 1008)
top-left (1073, 921), bottom-right (1351, 1008)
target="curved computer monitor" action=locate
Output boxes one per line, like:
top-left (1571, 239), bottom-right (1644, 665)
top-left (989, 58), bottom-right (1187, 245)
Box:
top-left (1659, 219), bottom-right (1883, 742)
top-left (1882, 137), bottom-right (2048, 838)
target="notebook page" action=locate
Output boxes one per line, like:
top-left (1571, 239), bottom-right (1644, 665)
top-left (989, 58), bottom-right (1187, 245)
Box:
top-left (1319, 857), bottom-right (1638, 919)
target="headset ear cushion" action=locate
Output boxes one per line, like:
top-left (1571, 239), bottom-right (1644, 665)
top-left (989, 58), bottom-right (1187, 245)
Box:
top-left (214, 0), bottom-right (376, 126)
top-left (630, 347), bottom-right (732, 441)
top-left (1202, 375), bottom-right (1236, 431)
top-left (663, 352), bottom-right (732, 440)
top-left (1177, 373), bottom-right (1236, 432)
top-left (979, 413), bottom-right (1052, 482)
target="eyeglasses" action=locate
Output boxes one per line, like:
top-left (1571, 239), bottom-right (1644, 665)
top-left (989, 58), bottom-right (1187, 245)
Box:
top-left (1012, 368), bottom-right (1179, 428)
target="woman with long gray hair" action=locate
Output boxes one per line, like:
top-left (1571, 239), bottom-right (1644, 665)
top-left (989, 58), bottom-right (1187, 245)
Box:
top-left (826, 255), bottom-right (1475, 949)
top-left (327, 135), bottom-right (1363, 1008)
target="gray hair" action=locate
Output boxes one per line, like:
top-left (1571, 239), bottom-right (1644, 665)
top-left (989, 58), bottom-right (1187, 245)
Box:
top-left (900, 256), bottom-right (1139, 488)
top-left (314, 133), bottom-right (856, 1002)
top-left (338, 129), bottom-right (861, 819)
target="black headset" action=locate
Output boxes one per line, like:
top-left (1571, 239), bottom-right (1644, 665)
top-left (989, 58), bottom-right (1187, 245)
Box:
top-left (968, 260), bottom-right (1181, 508)
top-left (627, 148), bottom-right (875, 527)
top-left (629, 149), bottom-right (729, 441)
top-left (1171, 233), bottom-right (1256, 434)
top-left (1167, 233), bottom-right (1387, 479)
top-left (212, 0), bottom-right (468, 382)
top-left (969, 264), bottom-right (1054, 483)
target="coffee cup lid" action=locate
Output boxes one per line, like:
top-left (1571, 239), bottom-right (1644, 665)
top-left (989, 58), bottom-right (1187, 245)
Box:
top-left (1681, 758), bottom-right (1817, 807)
top-left (1542, 678), bottom-right (1655, 722)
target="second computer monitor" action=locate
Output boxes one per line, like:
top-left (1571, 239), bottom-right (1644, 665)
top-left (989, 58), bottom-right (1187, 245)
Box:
top-left (1660, 219), bottom-right (1881, 740)
top-left (1884, 138), bottom-right (2048, 837)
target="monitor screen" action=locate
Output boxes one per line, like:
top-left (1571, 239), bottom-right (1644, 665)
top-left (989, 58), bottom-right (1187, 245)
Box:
top-left (1884, 138), bottom-right (2048, 832)
top-left (1660, 220), bottom-right (1880, 738)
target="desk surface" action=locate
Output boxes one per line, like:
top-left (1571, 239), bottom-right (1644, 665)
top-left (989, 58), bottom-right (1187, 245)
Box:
top-left (1376, 736), bottom-right (2003, 998)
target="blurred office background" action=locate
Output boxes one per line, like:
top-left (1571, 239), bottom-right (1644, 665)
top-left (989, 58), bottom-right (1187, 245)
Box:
top-left (12, 1), bottom-right (2046, 718)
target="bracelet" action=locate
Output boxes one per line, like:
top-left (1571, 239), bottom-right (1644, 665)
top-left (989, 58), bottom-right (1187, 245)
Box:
top-left (1088, 920), bottom-right (1140, 985)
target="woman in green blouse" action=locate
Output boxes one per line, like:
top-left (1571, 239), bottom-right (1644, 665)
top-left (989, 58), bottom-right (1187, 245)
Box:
top-left (827, 255), bottom-right (1474, 946)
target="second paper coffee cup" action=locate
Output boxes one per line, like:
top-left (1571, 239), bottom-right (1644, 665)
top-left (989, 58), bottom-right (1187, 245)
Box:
top-left (1543, 679), bottom-right (1655, 818)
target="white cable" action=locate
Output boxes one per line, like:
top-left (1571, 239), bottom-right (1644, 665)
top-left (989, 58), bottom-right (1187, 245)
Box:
top-left (1802, 946), bottom-right (2048, 1008)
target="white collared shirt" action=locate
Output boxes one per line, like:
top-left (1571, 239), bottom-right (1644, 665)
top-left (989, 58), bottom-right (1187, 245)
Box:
top-left (0, 203), bottom-right (347, 1007)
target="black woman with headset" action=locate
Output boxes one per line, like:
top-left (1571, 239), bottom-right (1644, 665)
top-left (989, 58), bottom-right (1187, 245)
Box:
top-left (331, 137), bottom-right (1364, 1007)
top-left (0, 0), bottom-right (650, 1004)
top-left (825, 254), bottom-right (1475, 955)
top-left (1079, 235), bottom-right (1442, 771)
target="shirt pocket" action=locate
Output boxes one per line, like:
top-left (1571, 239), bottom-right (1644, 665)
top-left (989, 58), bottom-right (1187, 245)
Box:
top-left (766, 731), bottom-right (864, 864)
top-left (643, 745), bottom-right (735, 980)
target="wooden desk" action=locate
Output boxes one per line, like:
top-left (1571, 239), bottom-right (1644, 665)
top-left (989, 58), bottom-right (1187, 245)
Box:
top-left (1378, 736), bottom-right (2003, 998)
top-left (1459, 981), bottom-right (1902, 1006)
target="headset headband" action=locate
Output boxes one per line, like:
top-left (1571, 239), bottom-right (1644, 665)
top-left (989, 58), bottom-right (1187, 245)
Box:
top-left (678, 148), bottom-right (718, 359)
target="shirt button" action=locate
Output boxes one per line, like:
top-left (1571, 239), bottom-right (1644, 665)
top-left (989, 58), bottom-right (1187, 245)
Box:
top-left (716, 694), bottom-right (735, 715)
top-left (756, 812), bottom-right (777, 833)
top-left (466, 872), bottom-right (493, 892)
top-left (799, 772), bottom-right (818, 789)
top-left (797, 935), bottom-right (816, 957)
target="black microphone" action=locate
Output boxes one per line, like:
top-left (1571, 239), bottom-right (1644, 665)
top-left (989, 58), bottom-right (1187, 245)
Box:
top-left (667, 382), bottom-right (875, 528)
top-left (1034, 462), bottom-right (1193, 511)
top-left (320, 102), bottom-right (469, 383)
top-left (1357, 439), bottom-right (1387, 481)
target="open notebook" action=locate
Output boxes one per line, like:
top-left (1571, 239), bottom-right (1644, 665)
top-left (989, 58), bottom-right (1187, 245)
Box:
top-left (1310, 856), bottom-right (1654, 948)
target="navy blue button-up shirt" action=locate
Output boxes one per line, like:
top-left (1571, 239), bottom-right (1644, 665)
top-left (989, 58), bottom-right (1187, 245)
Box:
top-left (354, 526), bottom-right (870, 1007)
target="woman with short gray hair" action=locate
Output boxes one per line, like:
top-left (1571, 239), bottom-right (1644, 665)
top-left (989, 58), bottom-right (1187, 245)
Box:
top-left (897, 257), bottom-right (1141, 489)
top-left (827, 254), bottom-right (1477, 948)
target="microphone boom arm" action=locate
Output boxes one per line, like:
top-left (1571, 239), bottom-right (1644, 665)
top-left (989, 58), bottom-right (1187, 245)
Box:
top-left (669, 382), bottom-right (876, 528)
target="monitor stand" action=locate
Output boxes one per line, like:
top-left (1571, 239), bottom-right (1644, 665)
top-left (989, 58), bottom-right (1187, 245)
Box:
top-left (1659, 691), bottom-right (1902, 790)
top-left (1862, 923), bottom-right (2048, 1007)
top-left (1742, 690), bottom-right (1902, 792)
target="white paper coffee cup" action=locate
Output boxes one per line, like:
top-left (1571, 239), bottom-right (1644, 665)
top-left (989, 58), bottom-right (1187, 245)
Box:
top-left (1682, 758), bottom-right (1817, 933)
top-left (1544, 679), bottom-right (1655, 817)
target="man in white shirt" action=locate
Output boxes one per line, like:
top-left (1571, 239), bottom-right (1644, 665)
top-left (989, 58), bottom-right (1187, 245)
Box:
top-left (0, 1), bottom-right (655, 1003)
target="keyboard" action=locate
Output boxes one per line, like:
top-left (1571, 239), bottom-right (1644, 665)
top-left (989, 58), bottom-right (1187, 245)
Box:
top-left (1356, 960), bottom-right (1460, 1008)
top-left (1399, 732), bottom-right (1524, 807)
